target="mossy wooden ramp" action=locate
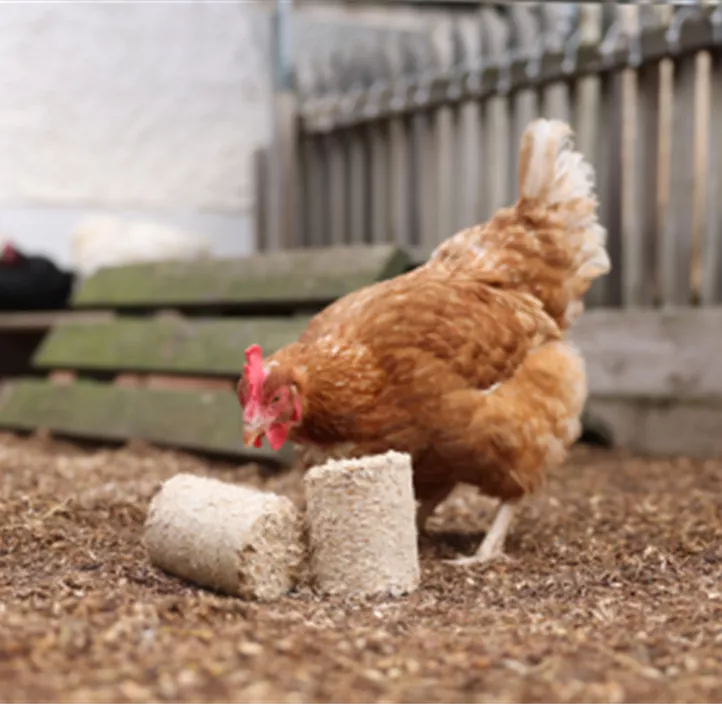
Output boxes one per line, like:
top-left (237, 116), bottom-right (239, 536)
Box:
top-left (0, 245), bottom-right (410, 464)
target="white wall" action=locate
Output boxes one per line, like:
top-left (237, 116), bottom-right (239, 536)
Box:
top-left (0, 1), bottom-right (273, 269)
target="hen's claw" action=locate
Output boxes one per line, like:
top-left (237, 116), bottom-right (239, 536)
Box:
top-left (444, 551), bottom-right (512, 568)
top-left (443, 500), bottom-right (518, 568)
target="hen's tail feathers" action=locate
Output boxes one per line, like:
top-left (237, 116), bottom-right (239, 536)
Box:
top-left (429, 118), bottom-right (610, 329)
top-left (517, 119), bottom-right (611, 284)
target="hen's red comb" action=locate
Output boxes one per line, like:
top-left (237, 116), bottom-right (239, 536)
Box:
top-left (243, 344), bottom-right (265, 402)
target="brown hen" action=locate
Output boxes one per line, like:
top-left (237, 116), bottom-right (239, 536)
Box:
top-left (239, 119), bottom-right (610, 565)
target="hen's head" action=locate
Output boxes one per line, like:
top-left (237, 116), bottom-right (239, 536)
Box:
top-left (238, 344), bottom-right (302, 451)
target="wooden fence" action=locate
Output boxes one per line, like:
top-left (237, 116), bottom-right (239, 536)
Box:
top-left (256, 3), bottom-right (722, 310)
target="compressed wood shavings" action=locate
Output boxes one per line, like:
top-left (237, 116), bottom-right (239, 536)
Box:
top-left (144, 473), bottom-right (304, 601)
top-left (304, 450), bottom-right (420, 597)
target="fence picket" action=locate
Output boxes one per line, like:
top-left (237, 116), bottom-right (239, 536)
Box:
top-left (633, 62), bottom-right (663, 306)
top-left (368, 122), bottom-right (390, 244)
top-left (413, 112), bottom-right (438, 257)
top-left (389, 116), bottom-right (412, 248)
top-left (663, 55), bottom-right (696, 305)
top-left (347, 127), bottom-right (368, 245)
top-left (692, 51), bottom-right (712, 304)
top-left (620, 66), bottom-right (644, 307)
top-left (702, 53), bottom-right (722, 304)
top-left (325, 133), bottom-right (347, 246)
top-left (435, 105), bottom-right (456, 244)
top-left (301, 135), bottom-right (327, 247)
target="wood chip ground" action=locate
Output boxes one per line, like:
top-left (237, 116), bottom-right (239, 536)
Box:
top-left (1, 432), bottom-right (721, 702)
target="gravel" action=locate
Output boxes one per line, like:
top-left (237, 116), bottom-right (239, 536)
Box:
top-left (2, 431), bottom-right (722, 703)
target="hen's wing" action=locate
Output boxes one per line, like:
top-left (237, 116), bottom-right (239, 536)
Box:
top-left (361, 269), bottom-right (561, 393)
top-left (299, 267), bottom-right (560, 395)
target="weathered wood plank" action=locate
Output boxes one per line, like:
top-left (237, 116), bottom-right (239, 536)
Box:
top-left (701, 52), bottom-right (722, 304)
top-left (569, 13), bottom-right (600, 307)
top-left (457, 99), bottom-right (484, 228)
top-left (692, 51), bottom-right (712, 304)
top-left (325, 132), bottom-right (347, 246)
top-left (0, 311), bottom-right (112, 331)
top-left (388, 116), bottom-right (412, 248)
top-left (571, 5), bottom-right (601, 172)
top-left (0, 379), bottom-right (293, 464)
top-left (73, 245), bottom-right (410, 310)
top-left (654, 58), bottom-right (675, 305)
top-left (300, 135), bottom-right (327, 248)
top-left (270, 110), bottom-right (300, 245)
top-left (253, 147), bottom-right (269, 252)
top-left (662, 55), bottom-right (696, 305)
top-left (589, 70), bottom-right (623, 307)
top-left (571, 308), bottom-right (722, 401)
top-left (368, 122), bottom-right (390, 245)
top-left (634, 61), bottom-right (662, 305)
top-left (584, 397), bottom-right (722, 459)
top-left (33, 317), bottom-right (312, 376)
top-left (434, 104), bottom-right (456, 242)
top-left (540, 81), bottom-right (571, 123)
top-left (347, 128), bottom-right (368, 245)
top-left (414, 112), bottom-right (439, 254)
top-left (620, 66), bottom-right (645, 306)
top-left (483, 93), bottom-right (510, 217)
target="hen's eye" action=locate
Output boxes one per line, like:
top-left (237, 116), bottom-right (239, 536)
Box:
top-left (271, 393), bottom-right (281, 404)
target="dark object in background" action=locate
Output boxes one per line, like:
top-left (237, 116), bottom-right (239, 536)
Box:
top-left (578, 411), bottom-right (614, 449)
top-left (0, 242), bottom-right (75, 311)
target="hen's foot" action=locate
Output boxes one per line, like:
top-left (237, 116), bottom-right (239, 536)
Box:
top-left (444, 548), bottom-right (513, 568)
top-left (444, 500), bottom-right (517, 567)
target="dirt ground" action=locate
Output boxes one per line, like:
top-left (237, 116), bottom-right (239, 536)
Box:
top-left (1, 432), bottom-right (722, 703)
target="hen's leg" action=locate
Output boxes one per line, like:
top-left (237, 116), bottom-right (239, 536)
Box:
top-left (446, 500), bottom-right (517, 566)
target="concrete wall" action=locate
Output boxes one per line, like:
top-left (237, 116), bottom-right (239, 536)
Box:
top-left (0, 1), bottom-right (273, 269)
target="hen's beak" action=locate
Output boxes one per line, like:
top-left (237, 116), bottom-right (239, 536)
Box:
top-left (243, 426), bottom-right (264, 448)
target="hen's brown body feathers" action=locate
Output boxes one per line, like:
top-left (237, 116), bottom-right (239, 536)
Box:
top-left (258, 119), bottom-right (610, 555)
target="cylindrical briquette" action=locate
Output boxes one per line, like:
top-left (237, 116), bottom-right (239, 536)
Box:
top-left (304, 450), bottom-right (420, 597)
top-left (144, 473), bottom-right (304, 601)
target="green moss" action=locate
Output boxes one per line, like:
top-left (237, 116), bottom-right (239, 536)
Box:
top-left (73, 245), bottom-right (410, 309)
top-left (0, 379), bottom-right (294, 465)
top-left (34, 317), bottom-right (312, 375)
